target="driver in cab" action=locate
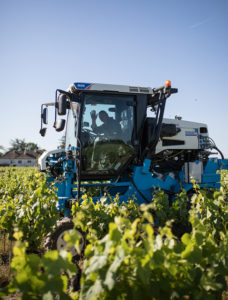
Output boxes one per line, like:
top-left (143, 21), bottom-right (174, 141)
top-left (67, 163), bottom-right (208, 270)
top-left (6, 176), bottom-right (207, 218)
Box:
top-left (90, 110), bottom-right (121, 137)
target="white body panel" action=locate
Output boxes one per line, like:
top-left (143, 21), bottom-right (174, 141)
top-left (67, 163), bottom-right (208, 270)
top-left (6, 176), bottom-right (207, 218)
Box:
top-left (155, 118), bottom-right (209, 154)
top-left (38, 149), bottom-right (65, 171)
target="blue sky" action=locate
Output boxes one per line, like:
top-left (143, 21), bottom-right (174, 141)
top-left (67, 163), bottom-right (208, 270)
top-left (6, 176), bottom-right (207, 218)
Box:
top-left (0, 0), bottom-right (228, 156)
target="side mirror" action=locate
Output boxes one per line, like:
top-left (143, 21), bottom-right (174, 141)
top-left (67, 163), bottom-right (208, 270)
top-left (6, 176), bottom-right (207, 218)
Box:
top-left (39, 128), bottom-right (47, 137)
top-left (55, 119), bottom-right (66, 132)
top-left (40, 104), bottom-right (48, 137)
top-left (58, 94), bottom-right (67, 115)
top-left (42, 107), bottom-right (48, 124)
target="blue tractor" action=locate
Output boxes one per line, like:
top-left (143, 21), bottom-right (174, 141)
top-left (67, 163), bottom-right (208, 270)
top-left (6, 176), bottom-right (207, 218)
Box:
top-left (39, 81), bottom-right (228, 251)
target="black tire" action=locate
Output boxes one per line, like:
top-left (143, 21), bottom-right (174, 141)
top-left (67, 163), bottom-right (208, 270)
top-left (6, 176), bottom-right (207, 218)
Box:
top-left (43, 217), bottom-right (85, 292)
top-left (44, 217), bottom-right (85, 257)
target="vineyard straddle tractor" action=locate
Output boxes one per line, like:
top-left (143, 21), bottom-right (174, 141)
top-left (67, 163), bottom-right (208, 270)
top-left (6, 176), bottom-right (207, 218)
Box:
top-left (39, 81), bottom-right (228, 251)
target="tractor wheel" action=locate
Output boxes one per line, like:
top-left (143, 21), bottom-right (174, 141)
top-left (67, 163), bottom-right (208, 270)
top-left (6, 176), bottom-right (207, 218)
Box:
top-left (44, 217), bottom-right (85, 258)
top-left (44, 217), bottom-right (85, 291)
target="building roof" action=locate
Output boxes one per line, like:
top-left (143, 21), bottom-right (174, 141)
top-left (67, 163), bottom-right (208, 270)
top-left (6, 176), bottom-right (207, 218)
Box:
top-left (0, 150), bottom-right (42, 160)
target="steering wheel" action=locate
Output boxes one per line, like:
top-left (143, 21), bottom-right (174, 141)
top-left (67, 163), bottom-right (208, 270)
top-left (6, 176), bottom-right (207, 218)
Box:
top-left (81, 128), bottom-right (97, 144)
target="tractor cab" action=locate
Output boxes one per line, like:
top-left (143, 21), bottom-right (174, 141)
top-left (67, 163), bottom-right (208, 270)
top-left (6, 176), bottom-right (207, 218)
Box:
top-left (63, 91), bottom-right (136, 179)
top-left (39, 81), bottom-right (177, 181)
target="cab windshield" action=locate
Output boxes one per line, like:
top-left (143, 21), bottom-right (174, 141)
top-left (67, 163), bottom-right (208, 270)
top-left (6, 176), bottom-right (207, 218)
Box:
top-left (81, 93), bottom-right (135, 177)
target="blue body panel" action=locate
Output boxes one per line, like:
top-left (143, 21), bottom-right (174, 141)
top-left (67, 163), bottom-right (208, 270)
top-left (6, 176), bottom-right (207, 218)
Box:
top-left (50, 156), bottom-right (228, 215)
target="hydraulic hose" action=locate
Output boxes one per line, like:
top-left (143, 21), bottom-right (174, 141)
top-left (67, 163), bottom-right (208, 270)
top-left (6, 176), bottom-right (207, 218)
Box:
top-left (213, 146), bottom-right (224, 160)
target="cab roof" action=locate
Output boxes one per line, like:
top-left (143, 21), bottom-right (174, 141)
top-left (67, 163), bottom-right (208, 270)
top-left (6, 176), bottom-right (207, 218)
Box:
top-left (67, 82), bottom-right (154, 95)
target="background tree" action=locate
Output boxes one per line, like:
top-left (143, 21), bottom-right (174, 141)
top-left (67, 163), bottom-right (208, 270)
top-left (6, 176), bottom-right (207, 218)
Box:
top-left (0, 145), bottom-right (5, 157)
top-left (25, 142), bottom-right (40, 151)
top-left (9, 138), bottom-right (27, 151)
top-left (9, 139), bottom-right (42, 151)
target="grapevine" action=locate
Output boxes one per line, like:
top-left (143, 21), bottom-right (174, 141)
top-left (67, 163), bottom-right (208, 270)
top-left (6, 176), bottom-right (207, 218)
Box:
top-left (0, 167), bottom-right (227, 299)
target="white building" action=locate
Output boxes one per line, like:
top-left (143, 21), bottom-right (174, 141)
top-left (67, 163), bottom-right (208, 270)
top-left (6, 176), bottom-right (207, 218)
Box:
top-left (0, 150), bottom-right (42, 167)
